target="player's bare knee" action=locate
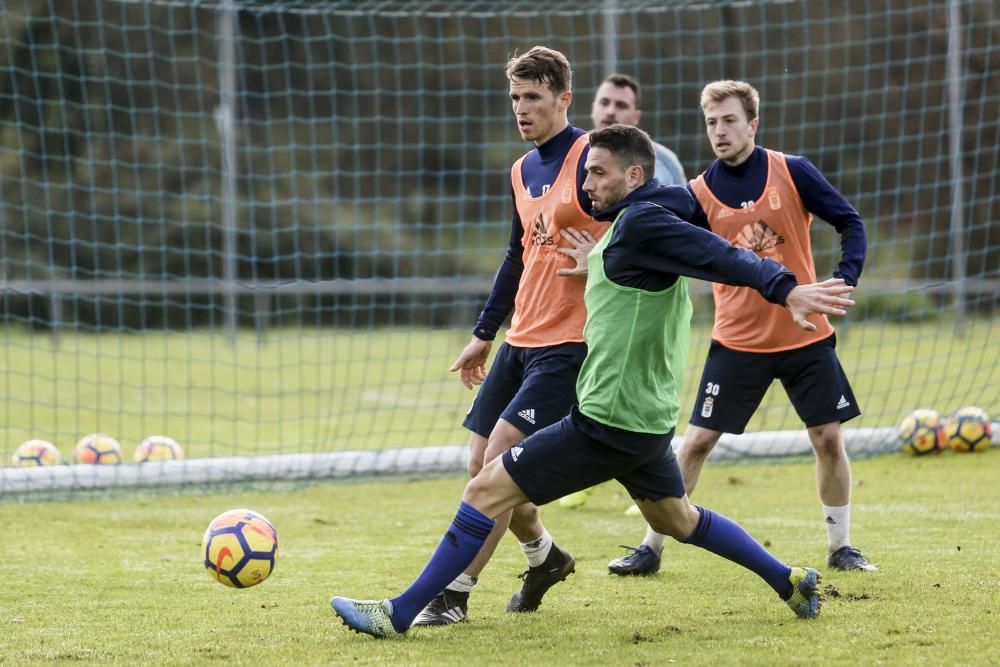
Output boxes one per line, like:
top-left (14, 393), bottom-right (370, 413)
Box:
top-left (463, 474), bottom-right (494, 509)
top-left (466, 446), bottom-right (486, 477)
top-left (681, 429), bottom-right (720, 459)
top-left (808, 423), bottom-right (844, 459)
top-left (467, 434), bottom-right (488, 477)
top-left (511, 502), bottom-right (538, 528)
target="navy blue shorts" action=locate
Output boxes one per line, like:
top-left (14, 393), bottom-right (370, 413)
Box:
top-left (463, 341), bottom-right (587, 438)
top-left (688, 334), bottom-right (861, 434)
top-left (501, 406), bottom-right (686, 506)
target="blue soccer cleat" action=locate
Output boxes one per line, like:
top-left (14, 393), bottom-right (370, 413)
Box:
top-left (828, 546), bottom-right (878, 572)
top-left (607, 544), bottom-right (661, 576)
top-left (330, 597), bottom-right (400, 638)
top-left (785, 567), bottom-right (824, 619)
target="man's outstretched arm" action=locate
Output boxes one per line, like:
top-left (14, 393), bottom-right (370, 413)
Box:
top-left (559, 205), bottom-right (856, 328)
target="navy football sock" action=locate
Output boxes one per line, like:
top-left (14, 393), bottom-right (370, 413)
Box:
top-left (388, 502), bottom-right (495, 631)
top-left (682, 505), bottom-right (793, 598)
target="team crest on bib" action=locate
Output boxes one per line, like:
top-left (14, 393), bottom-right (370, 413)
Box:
top-left (561, 183), bottom-right (574, 204)
top-left (768, 187), bottom-right (781, 210)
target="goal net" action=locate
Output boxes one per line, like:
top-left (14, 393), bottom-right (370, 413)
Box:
top-left (1, 0), bottom-right (997, 498)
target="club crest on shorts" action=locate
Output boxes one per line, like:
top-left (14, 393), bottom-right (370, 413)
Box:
top-left (701, 396), bottom-right (714, 418)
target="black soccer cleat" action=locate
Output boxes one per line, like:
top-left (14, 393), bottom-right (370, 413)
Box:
top-left (506, 546), bottom-right (576, 613)
top-left (411, 589), bottom-right (470, 626)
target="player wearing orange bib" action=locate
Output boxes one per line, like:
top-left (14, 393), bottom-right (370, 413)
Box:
top-left (412, 47), bottom-right (604, 627)
top-left (609, 80), bottom-right (875, 576)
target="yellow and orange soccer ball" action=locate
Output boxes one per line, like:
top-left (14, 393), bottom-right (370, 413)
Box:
top-left (73, 434), bottom-right (123, 465)
top-left (943, 406), bottom-right (992, 453)
top-left (898, 409), bottom-right (947, 456)
top-left (900, 407), bottom-right (992, 455)
top-left (202, 509), bottom-right (278, 588)
top-left (133, 435), bottom-right (184, 462)
top-left (11, 439), bottom-right (63, 467)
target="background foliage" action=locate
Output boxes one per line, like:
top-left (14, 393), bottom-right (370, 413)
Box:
top-left (1, 1), bottom-right (997, 328)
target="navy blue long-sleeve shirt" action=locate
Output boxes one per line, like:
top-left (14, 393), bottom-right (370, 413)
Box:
top-left (473, 125), bottom-right (592, 340)
top-left (686, 146), bottom-right (866, 285)
top-left (595, 181), bottom-right (798, 302)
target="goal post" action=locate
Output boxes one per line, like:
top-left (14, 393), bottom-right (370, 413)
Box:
top-left (1, 0), bottom-right (997, 499)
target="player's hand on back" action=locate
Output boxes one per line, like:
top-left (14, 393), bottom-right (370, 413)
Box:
top-left (450, 337), bottom-right (492, 389)
top-left (785, 278), bottom-right (856, 331)
top-left (556, 227), bottom-right (597, 277)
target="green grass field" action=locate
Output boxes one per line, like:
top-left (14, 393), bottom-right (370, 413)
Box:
top-left (2, 319), bottom-right (996, 462)
top-left (1, 318), bottom-right (997, 663)
top-left (1, 450), bottom-right (998, 665)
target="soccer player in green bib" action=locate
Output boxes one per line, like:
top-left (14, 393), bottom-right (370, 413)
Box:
top-left (330, 124), bottom-right (857, 638)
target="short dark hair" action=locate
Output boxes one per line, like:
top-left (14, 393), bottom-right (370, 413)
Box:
top-left (505, 46), bottom-right (572, 94)
top-left (602, 73), bottom-right (641, 107)
top-left (589, 124), bottom-right (656, 184)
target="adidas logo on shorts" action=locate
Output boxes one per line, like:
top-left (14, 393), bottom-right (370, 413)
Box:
top-left (517, 409), bottom-right (536, 424)
top-left (510, 445), bottom-right (524, 462)
top-left (836, 395), bottom-right (850, 410)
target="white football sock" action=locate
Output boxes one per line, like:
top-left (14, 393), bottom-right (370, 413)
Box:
top-left (446, 572), bottom-right (478, 593)
top-left (520, 529), bottom-right (553, 567)
top-left (823, 503), bottom-right (852, 552)
top-left (641, 525), bottom-right (667, 553)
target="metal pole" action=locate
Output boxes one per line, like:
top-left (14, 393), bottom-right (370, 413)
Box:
top-left (602, 0), bottom-right (618, 75)
top-left (217, 1), bottom-right (239, 342)
top-left (946, 0), bottom-right (966, 333)
top-left (49, 292), bottom-right (61, 348)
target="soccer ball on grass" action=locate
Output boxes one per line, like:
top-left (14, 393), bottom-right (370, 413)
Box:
top-left (73, 434), bottom-right (123, 464)
top-left (943, 407), bottom-right (992, 453)
top-left (134, 435), bottom-right (184, 462)
top-left (898, 409), bottom-right (946, 456)
top-left (11, 439), bottom-right (63, 467)
top-left (202, 509), bottom-right (278, 588)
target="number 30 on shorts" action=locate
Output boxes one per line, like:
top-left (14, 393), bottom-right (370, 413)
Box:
top-left (701, 382), bottom-right (720, 418)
